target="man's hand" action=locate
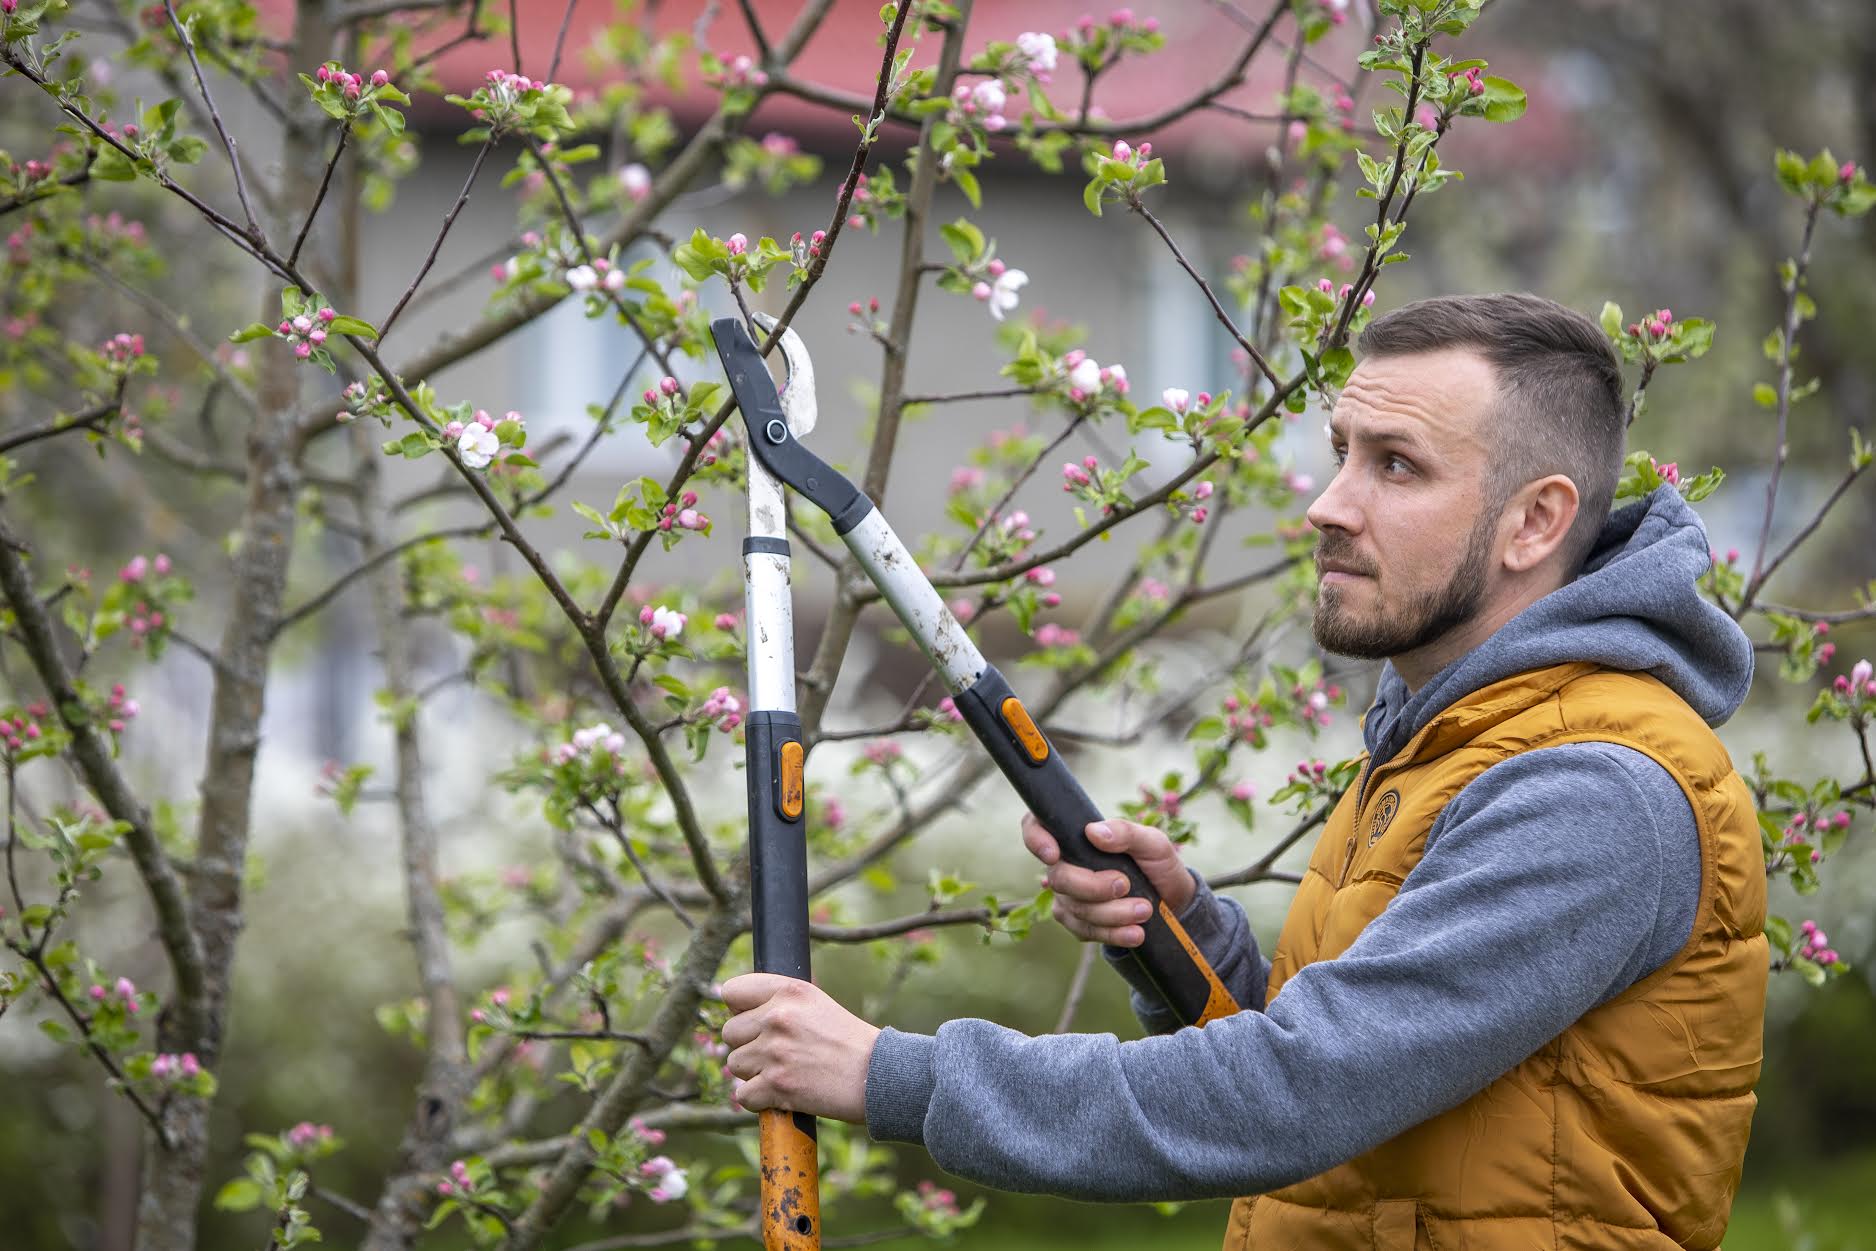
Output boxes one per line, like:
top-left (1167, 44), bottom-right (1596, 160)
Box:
top-left (720, 973), bottom-right (880, 1124)
top-left (1021, 814), bottom-right (1193, 948)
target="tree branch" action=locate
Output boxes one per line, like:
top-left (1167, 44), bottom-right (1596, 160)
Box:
top-left (0, 512), bottom-right (209, 1029)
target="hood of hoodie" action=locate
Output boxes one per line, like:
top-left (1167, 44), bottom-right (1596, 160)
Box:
top-left (1361, 485), bottom-right (1755, 767)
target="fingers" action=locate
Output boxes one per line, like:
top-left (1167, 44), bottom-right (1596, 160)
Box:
top-left (1087, 818), bottom-right (1192, 911)
top-left (1028, 814), bottom-right (1194, 943)
top-left (720, 971), bottom-right (795, 1013)
top-left (1051, 894), bottom-right (1153, 947)
top-left (1020, 812), bottom-right (1061, 865)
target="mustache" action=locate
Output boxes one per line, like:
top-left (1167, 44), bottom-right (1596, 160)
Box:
top-left (1314, 539), bottom-right (1377, 578)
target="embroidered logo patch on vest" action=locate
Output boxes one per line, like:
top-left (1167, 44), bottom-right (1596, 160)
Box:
top-left (1367, 788), bottom-right (1400, 845)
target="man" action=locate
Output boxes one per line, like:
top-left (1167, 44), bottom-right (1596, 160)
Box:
top-left (721, 293), bottom-right (1768, 1249)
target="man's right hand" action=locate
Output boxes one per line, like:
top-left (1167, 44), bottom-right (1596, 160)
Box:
top-left (1020, 813), bottom-right (1194, 948)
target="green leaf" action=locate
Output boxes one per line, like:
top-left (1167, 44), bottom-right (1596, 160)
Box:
top-left (1479, 77), bottom-right (1526, 123)
top-left (954, 166), bottom-right (981, 209)
top-left (1082, 178), bottom-right (1105, 217)
top-left (214, 1179), bottom-right (264, 1211)
top-left (939, 218), bottom-right (986, 265)
top-left (325, 315), bottom-right (378, 339)
top-left (229, 323), bottom-right (276, 344)
top-left (1752, 383), bottom-right (1778, 409)
top-left (1599, 302), bottom-right (1623, 340)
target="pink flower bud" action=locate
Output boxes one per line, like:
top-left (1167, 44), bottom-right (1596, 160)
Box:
top-left (294, 341), bottom-right (313, 359)
top-left (643, 389), bottom-right (659, 406)
top-left (316, 65), bottom-right (331, 83)
top-left (849, 301), bottom-right (863, 315)
top-left (116, 976), bottom-right (136, 1000)
top-left (180, 1053), bottom-right (200, 1077)
top-left (726, 233), bottom-right (747, 255)
top-left (1648, 320), bottom-right (1667, 339)
top-left (987, 258), bottom-right (1006, 277)
top-left (1194, 481), bottom-right (1214, 500)
top-left (1043, 592), bottom-right (1061, 607)
top-left (89, 984), bottom-right (107, 1001)
top-left (639, 605), bottom-right (655, 625)
top-left (1318, 278), bottom-right (1334, 293)
top-left (715, 613), bottom-right (738, 630)
top-left (1111, 139), bottom-right (1132, 162)
top-left (372, 70), bottom-right (389, 87)
top-left (1841, 162), bottom-right (1858, 183)
top-left (1191, 506), bottom-right (1208, 524)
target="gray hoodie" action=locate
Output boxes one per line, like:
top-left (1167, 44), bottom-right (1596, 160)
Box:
top-left (863, 486), bottom-right (1755, 1201)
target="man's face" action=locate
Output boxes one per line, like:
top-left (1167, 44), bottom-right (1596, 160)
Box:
top-left (1305, 348), bottom-right (1503, 661)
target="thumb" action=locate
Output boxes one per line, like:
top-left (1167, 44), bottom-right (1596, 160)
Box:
top-left (1085, 818), bottom-right (1193, 911)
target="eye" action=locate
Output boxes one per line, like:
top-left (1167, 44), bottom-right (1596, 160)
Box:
top-left (1385, 454), bottom-right (1413, 476)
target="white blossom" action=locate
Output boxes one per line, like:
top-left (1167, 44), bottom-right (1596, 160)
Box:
top-left (1015, 31), bottom-right (1058, 74)
top-left (565, 265), bottom-right (599, 292)
top-left (650, 605), bottom-right (686, 640)
top-left (987, 268), bottom-right (1027, 321)
top-left (458, 424), bottom-right (502, 469)
top-left (1068, 357), bottom-right (1102, 393)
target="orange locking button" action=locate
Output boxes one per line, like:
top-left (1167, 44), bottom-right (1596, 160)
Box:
top-left (778, 740), bottom-right (805, 820)
top-left (1000, 696), bottom-right (1050, 763)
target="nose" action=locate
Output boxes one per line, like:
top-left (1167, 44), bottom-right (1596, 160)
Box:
top-left (1305, 462), bottom-right (1361, 539)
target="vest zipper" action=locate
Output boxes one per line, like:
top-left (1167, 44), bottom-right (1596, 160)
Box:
top-left (1337, 834), bottom-right (1357, 887)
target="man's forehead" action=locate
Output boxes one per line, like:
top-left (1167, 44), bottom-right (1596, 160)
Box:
top-left (1326, 350), bottom-right (1496, 441)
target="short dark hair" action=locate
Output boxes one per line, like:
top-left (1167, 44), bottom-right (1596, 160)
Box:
top-left (1356, 292), bottom-right (1626, 576)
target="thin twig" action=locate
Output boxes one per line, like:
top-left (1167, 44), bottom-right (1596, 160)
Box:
top-left (1742, 200), bottom-right (1825, 612)
top-left (163, 0), bottom-right (266, 244)
top-left (273, 524), bottom-right (493, 636)
top-left (290, 128), bottom-right (348, 270)
top-left (546, 0), bottom-right (580, 83)
top-left (0, 397), bottom-right (121, 456)
top-left (378, 137), bottom-right (498, 343)
top-left (1052, 944), bottom-right (1099, 1033)
top-left (1131, 200), bottom-right (1280, 390)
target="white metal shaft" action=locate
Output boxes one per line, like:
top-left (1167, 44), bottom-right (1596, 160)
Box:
top-left (744, 463), bottom-right (797, 714)
top-left (841, 510), bottom-right (986, 693)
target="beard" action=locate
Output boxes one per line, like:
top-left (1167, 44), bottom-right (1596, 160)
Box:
top-left (1311, 507), bottom-right (1497, 660)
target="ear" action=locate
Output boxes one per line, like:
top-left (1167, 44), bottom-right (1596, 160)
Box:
top-left (1501, 475), bottom-right (1579, 574)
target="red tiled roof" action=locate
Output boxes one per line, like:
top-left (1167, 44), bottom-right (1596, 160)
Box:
top-left (260, 1), bottom-right (1574, 165)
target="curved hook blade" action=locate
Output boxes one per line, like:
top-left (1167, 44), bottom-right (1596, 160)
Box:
top-left (752, 313), bottom-right (816, 439)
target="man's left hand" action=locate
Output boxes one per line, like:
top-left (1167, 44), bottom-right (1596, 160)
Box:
top-left (720, 973), bottom-right (880, 1124)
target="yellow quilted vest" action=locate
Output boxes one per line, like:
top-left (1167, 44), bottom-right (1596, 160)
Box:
top-left (1223, 663), bottom-right (1766, 1250)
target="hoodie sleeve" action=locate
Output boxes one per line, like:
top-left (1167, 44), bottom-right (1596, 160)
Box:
top-left (863, 742), bottom-right (1701, 1201)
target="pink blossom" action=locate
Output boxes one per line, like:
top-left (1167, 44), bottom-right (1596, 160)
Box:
top-left (972, 280), bottom-right (992, 302)
top-left (951, 598), bottom-right (976, 622)
top-left (726, 233), bottom-right (748, 255)
top-left (120, 555), bottom-right (149, 582)
top-left (1231, 781), bottom-right (1256, 802)
top-left (1111, 139), bottom-right (1132, 163)
top-left (1841, 161), bottom-right (1859, 183)
top-left (1194, 480), bottom-right (1214, 500)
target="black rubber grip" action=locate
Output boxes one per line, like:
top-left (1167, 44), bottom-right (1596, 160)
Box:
top-left (745, 710), bottom-right (810, 981)
top-left (952, 666), bottom-right (1238, 1028)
